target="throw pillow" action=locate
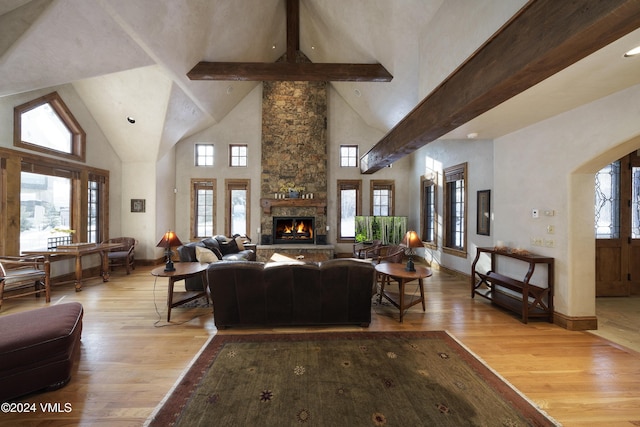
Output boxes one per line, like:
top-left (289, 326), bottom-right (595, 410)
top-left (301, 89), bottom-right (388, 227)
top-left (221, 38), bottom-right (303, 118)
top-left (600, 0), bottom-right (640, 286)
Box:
top-left (195, 246), bottom-right (219, 263)
top-left (235, 236), bottom-right (245, 250)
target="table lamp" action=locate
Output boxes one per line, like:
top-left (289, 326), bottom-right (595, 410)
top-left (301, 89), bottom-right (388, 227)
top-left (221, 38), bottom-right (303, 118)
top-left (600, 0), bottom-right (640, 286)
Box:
top-left (156, 230), bottom-right (183, 272)
top-left (402, 230), bottom-right (422, 272)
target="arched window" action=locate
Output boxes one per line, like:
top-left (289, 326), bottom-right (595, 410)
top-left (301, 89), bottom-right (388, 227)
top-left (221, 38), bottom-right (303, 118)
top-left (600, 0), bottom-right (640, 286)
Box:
top-left (14, 92), bottom-right (86, 162)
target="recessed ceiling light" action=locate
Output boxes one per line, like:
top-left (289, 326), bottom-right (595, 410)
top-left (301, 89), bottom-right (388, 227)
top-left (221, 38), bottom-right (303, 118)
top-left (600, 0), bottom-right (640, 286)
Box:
top-left (624, 45), bottom-right (640, 57)
top-left (467, 132), bottom-right (478, 139)
top-left (272, 44), bottom-right (277, 49)
top-left (354, 89), bottom-right (361, 97)
top-left (226, 86), bottom-right (233, 95)
top-left (127, 116), bottom-right (136, 124)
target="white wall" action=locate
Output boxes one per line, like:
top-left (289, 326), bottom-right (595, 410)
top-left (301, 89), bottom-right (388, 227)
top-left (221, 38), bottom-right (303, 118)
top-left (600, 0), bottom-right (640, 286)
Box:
top-left (495, 84), bottom-right (640, 318)
top-left (410, 83), bottom-right (640, 320)
top-left (175, 84), bottom-right (263, 242)
top-left (410, 138), bottom-right (494, 274)
top-left (327, 86), bottom-right (413, 253)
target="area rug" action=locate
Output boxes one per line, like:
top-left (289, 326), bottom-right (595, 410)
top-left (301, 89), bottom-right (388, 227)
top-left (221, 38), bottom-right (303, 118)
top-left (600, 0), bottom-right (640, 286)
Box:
top-left (147, 331), bottom-right (558, 426)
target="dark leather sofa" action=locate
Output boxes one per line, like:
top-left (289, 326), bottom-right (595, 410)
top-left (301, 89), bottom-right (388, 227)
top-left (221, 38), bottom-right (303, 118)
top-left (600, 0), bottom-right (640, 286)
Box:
top-left (206, 258), bottom-right (375, 329)
top-left (177, 235), bottom-right (256, 291)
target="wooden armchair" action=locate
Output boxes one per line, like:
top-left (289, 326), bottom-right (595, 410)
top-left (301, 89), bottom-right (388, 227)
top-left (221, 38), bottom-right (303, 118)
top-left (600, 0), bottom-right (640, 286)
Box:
top-left (372, 245), bottom-right (406, 294)
top-left (352, 240), bottom-right (383, 259)
top-left (104, 237), bottom-right (137, 274)
top-left (0, 256), bottom-right (50, 310)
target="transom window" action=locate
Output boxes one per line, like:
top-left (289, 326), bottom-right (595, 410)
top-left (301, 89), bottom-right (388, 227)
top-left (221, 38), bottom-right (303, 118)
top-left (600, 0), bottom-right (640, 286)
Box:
top-left (14, 92), bottom-right (86, 162)
top-left (340, 145), bottom-right (358, 167)
top-left (229, 144), bottom-right (248, 167)
top-left (195, 144), bottom-right (214, 166)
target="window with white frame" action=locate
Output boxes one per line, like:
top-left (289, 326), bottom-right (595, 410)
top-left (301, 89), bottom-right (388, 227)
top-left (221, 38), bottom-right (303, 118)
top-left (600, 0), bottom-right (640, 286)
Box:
top-left (195, 144), bottom-right (214, 166)
top-left (229, 144), bottom-right (248, 167)
top-left (340, 145), bottom-right (358, 167)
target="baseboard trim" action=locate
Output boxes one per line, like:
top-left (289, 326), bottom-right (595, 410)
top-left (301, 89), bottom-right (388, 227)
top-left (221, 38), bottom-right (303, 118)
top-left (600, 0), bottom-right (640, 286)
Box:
top-left (553, 312), bottom-right (598, 331)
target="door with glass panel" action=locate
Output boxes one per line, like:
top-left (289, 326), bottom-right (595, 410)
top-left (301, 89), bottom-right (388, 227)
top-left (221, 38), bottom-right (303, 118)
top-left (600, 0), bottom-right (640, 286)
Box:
top-left (595, 152), bottom-right (640, 296)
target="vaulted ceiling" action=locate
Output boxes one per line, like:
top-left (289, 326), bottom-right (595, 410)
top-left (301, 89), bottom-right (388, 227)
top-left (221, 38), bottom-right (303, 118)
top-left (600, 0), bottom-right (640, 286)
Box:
top-left (1, 0), bottom-right (640, 166)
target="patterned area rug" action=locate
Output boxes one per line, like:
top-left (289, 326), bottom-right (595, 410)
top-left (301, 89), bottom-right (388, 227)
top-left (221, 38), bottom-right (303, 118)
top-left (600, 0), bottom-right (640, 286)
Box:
top-left (147, 331), bottom-right (558, 426)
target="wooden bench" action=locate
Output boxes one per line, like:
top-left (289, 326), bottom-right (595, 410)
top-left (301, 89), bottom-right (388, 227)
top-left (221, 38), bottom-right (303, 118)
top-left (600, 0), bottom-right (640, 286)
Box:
top-left (471, 247), bottom-right (554, 323)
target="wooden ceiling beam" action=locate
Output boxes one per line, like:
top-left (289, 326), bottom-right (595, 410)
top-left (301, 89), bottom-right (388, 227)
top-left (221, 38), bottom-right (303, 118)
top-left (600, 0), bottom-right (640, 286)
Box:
top-left (286, 0), bottom-right (299, 62)
top-left (361, 0), bottom-right (640, 173)
top-left (187, 61), bottom-right (392, 82)
top-left (187, 0), bottom-right (392, 82)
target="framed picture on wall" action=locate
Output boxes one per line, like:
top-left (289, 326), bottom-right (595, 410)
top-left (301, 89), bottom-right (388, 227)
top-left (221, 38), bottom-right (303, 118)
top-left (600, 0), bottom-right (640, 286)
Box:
top-left (477, 190), bottom-right (490, 236)
top-left (131, 199), bottom-right (146, 213)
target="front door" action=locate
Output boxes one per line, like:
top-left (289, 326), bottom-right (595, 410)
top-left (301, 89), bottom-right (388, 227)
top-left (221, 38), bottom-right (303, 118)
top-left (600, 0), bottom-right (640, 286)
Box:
top-left (595, 152), bottom-right (640, 296)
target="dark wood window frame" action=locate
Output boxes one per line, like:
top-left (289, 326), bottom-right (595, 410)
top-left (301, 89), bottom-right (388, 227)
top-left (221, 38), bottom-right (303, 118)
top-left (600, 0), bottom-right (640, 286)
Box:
top-left (421, 176), bottom-right (437, 248)
top-left (225, 179), bottom-right (251, 236)
top-left (0, 147), bottom-right (109, 255)
top-left (370, 180), bottom-right (395, 216)
top-left (14, 92), bottom-right (86, 162)
top-left (229, 144), bottom-right (248, 167)
top-left (191, 178), bottom-right (216, 239)
top-left (337, 179), bottom-right (362, 243)
top-left (443, 163), bottom-right (467, 257)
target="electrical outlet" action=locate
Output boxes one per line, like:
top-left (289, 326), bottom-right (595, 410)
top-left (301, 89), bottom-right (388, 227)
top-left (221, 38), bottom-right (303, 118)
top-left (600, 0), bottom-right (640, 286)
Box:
top-left (544, 239), bottom-right (555, 248)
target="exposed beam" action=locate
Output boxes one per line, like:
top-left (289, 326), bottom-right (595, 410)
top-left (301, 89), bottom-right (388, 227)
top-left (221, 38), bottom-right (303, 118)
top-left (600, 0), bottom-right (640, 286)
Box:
top-left (286, 0), bottom-right (299, 62)
top-left (187, 61), bottom-right (392, 82)
top-left (361, 0), bottom-right (640, 173)
top-left (187, 0), bottom-right (392, 82)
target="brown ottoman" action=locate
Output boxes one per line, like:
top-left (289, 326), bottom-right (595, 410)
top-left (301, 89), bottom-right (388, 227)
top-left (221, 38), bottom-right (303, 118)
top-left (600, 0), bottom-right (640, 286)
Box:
top-left (0, 302), bottom-right (83, 402)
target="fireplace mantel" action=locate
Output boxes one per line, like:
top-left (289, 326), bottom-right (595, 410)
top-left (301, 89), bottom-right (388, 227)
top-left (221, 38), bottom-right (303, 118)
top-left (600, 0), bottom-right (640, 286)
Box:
top-left (260, 198), bottom-right (326, 214)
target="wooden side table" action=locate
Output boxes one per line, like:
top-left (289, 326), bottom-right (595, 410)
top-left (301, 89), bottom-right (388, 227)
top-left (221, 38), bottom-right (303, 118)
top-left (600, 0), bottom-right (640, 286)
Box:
top-left (375, 263), bottom-right (432, 323)
top-left (151, 262), bottom-right (210, 322)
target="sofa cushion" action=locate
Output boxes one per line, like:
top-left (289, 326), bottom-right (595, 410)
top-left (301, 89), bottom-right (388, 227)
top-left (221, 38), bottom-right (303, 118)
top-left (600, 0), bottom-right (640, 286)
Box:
top-left (195, 246), bottom-right (219, 263)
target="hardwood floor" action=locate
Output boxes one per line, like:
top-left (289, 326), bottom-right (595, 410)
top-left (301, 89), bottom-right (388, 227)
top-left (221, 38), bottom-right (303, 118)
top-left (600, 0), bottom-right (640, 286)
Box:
top-left (1, 264), bottom-right (639, 426)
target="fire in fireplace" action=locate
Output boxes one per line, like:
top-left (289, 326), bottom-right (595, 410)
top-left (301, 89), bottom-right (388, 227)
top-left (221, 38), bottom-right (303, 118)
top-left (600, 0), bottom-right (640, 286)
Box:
top-left (273, 217), bottom-right (315, 244)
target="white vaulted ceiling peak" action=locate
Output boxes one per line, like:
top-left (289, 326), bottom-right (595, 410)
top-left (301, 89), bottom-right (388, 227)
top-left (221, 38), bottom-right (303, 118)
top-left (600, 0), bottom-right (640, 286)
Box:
top-left (1, 0), bottom-right (639, 164)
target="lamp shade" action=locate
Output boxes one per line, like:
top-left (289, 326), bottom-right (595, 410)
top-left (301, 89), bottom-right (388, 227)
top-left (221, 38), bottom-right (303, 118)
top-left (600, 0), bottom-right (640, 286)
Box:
top-left (156, 230), bottom-right (183, 249)
top-left (402, 230), bottom-right (422, 248)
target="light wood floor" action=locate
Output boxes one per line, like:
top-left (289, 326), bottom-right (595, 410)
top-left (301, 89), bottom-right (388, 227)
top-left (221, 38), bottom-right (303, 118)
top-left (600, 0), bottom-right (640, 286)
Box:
top-left (1, 264), bottom-right (639, 426)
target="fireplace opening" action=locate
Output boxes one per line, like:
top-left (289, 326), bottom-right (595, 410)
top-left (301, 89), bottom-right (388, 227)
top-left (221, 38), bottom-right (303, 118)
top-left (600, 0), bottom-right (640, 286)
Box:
top-left (273, 217), bottom-right (315, 244)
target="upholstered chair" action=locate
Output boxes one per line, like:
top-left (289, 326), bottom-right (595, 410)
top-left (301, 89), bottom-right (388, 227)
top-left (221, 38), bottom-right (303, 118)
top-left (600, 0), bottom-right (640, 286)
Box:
top-left (104, 237), bottom-right (137, 274)
top-left (0, 256), bottom-right (50, 310)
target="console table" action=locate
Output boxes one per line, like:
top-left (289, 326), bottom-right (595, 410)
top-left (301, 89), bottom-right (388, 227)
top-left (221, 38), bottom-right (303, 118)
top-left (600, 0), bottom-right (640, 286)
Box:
top-left (23, 242), bottom-right (123, 291)
top-left (471, 247), bottom-right (554, 323)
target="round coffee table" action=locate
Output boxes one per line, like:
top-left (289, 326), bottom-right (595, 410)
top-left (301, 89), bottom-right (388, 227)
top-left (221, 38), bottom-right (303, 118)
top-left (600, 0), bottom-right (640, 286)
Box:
top-left (375, 262), bottom-right (432, 323)
top-left (151, 262), bottom-right (209, 322)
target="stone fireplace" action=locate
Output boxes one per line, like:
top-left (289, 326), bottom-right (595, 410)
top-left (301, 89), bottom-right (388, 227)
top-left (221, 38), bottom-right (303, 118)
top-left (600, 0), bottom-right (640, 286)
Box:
top-left (272, 216), bottom-right (315, 244)
top-left (260, 53), bottom-right (328, 247)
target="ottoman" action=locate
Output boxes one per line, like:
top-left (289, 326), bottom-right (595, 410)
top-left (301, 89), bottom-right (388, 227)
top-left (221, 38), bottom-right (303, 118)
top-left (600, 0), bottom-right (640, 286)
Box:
top-left (0, 302), bottom-right (83, 402)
